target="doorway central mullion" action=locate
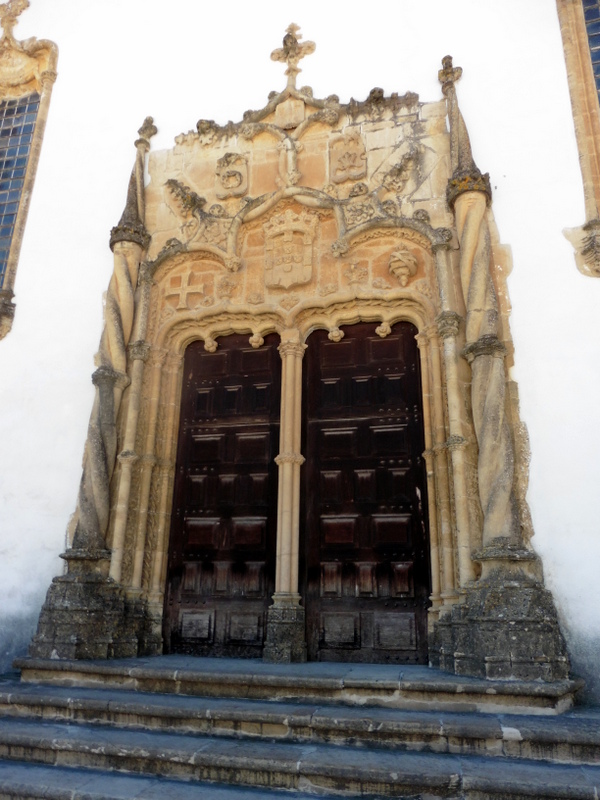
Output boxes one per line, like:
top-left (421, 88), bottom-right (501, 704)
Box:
top-left (263, 331), bottom-right (307, 662)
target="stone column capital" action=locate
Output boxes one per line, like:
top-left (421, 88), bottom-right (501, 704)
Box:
top-left (92, 365), bottom-right (130, 391)
top-left (447, 169), bottom-right (492, 210)
top-left (128, 340), bottom-right (151, 362)
top-left (462, 334), bottom-right (506, 363)
top-left (278, 341), bottom-right (307, 359)
top-left (436, 310), bottom-right (461, 339)
top-left (40, 69), bottom-right (58, 89)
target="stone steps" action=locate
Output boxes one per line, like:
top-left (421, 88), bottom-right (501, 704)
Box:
top-left (16, 656), bottom-right (582, 715)
top-left (0, 760), bottom-right (325, 800)
top-left (0, 680), bottom-right (599, 765)
top-left (2, 656), bottom-right (597, 799)
top-left (0, 717), bottom-right (599, 799)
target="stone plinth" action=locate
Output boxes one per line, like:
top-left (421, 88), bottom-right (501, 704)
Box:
top-left (431, 561), bottom-right (570, 682)
top-left (263, 596), bottom-right (307, 663)
top-left (29, 550), bottom-right (141, 660)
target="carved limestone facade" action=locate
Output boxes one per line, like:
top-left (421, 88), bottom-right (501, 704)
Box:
top-left (30, 25), bottom-right (569, 680)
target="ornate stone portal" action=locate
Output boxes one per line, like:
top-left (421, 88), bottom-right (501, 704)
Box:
top-left (30, 27), bottom-right (569, 680)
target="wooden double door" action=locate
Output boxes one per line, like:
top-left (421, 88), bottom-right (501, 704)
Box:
top-left (164, 333), bottom-right (281, 657)
top-left (164, 323), bottom-right (430, 662)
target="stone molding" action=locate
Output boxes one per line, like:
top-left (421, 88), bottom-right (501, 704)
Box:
top-left (274, 452), bottom-right (305, 466)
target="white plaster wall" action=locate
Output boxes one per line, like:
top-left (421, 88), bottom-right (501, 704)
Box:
top-left (0, 0), bottom-right (598, 691)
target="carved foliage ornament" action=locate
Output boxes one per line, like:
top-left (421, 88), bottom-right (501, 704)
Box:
top-left (264, 208), bottom-right (317, 289)
top-left (165, 179), bottom-right (231, 249)
top-left (382, 150), bottom-right (417, 194)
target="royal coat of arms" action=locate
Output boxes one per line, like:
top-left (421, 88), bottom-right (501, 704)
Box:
top-left (263, 208), bottom-right (317, 289)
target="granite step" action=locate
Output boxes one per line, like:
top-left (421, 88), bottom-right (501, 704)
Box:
top-left (0, 718), bottom-right (599, 799)
top-left (0, 680), bottom-right (598, 766)
top-left (15, 656), bottom-right (583, 715)
top-left (0, 760), bottom-right (326, 800)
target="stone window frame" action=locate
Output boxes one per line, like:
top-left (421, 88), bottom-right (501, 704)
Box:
top-left (0, 3), bottom-right (57, 339)
top-left (557, 0), bottom-right (600, 276)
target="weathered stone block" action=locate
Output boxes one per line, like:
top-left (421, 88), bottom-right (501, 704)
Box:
top-left (29, 560), bottom-right (144, 662)
top-left (263, 604), bottom-right (307, 663)
top-left (432, 571), bottom-right (570, 682)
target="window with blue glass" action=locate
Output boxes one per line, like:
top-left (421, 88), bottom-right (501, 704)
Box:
top-left (0, 93), bottom-right (39, 291)
top-left (583, 0), bottom-right (600, 103)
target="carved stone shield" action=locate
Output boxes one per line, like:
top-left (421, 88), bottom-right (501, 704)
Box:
top-left (329, 133), bottom-right (367, 184)
top-left (264, 209), bottom-right (317, 289)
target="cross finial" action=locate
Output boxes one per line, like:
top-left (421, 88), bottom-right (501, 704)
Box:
top-left (438, 55), bottom-right (462, 96)
top-left (270, 23), bottom-right (315, 90)
top-left (0, 0), bottom-right (28, 41)
top-left (138, 116), bottom-right (157, 142)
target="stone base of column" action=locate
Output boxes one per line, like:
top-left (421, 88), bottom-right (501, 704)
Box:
top-left (263, 594), bottom-right (307, 663)
top-left (138, 595), bottom-right (165, 656)
top-left (28, 550), bottom-right (141, 660)
top-left (431, 560), bottom-right (570, 681)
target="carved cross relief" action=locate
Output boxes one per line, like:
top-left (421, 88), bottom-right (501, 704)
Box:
top-left (164, 271), bottom-right (209, 310)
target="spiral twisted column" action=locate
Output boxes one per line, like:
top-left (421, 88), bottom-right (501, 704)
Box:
top-left (431, 57), bottom-right (570, 681)
top-left (29, 120), bottom-right (155, 661)
top-left (453, 192), bottom-right (519, 548)
top-left (71, 239), bottom-right (144, 554)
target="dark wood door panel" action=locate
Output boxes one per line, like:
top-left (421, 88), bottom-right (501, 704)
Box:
top-left (304, 322), bottom-right (430, 664)
top-left (164, 333), bottom-right (280, 657)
